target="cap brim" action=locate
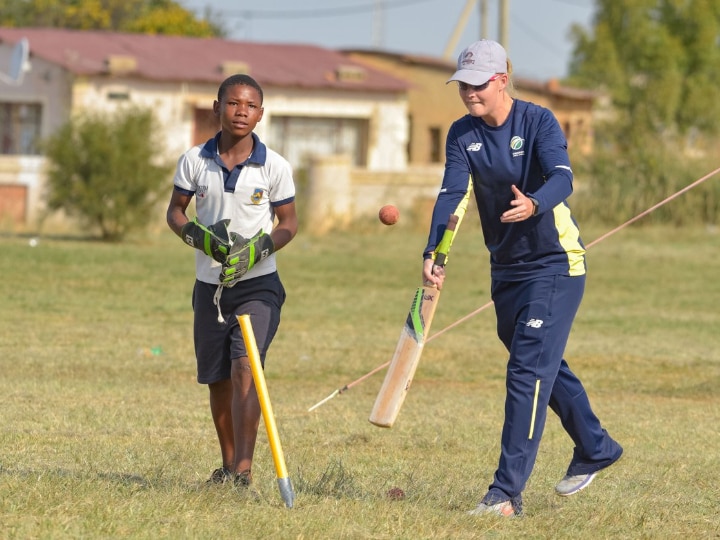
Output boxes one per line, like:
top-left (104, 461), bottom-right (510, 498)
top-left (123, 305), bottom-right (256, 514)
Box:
top-left (446, 69), bottom-right (495, 86)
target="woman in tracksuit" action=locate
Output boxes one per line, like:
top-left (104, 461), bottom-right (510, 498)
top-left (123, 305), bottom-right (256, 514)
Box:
top-left (423, 40), bottom-right (623, 517)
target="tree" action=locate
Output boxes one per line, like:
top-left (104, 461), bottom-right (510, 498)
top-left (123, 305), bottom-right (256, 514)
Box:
top-left (0, 0), bottom-right (225, 37)
top-left (567, 0), bottom-right (720, 146)
top-left (43, 107), bottom-right (174, 241)
top-left (565, 0), bottom-right (720, 226)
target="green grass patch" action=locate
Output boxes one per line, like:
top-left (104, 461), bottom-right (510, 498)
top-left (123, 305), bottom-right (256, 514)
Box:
top-left (1, 223), bottom-right (718, 538)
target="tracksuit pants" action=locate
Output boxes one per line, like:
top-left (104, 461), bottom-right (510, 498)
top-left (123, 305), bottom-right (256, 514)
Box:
top-left (482, 274), bottom-right (623, 508)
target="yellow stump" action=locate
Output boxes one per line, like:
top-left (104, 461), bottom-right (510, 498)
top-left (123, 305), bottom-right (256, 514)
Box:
top-left (237, 314), bottom-right (295, 508)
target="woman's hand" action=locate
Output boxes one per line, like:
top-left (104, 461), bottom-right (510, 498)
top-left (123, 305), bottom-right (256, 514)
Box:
top-left (423, 258), bottom-right (446, 290)
top-left (500, 185), bottom-right (535, 223)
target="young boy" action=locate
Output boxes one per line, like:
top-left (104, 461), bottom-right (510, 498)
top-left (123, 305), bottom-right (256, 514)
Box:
top-left (166, 74), bottom-right (298, 485)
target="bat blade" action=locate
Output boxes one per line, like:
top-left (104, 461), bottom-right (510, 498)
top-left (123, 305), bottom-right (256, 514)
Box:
top-left (369, 285), bottom-right (441, 428)
top-left (369, 200), bottom-right (469, 429)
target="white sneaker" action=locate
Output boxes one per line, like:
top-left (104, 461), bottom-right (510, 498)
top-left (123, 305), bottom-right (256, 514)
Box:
top-left (467, 500), bottom-right (517, 517)
top-left (555, 472), bottom-right (598, 496)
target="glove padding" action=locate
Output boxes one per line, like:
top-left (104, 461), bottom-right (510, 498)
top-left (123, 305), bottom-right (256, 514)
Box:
top-left (220, 230), bottom-right (275, 287)
top-left (180, 218), bottom-right (232, 263)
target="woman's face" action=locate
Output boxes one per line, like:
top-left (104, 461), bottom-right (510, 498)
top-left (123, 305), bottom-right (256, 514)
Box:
top-left (457, 74), bottom-right (507, 118)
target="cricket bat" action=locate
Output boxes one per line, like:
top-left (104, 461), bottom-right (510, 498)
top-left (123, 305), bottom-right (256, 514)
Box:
top-left (369, 212), bottom-right (462, 428)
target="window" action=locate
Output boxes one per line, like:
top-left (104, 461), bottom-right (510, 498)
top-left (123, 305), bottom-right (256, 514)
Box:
top-left (0, 102), bottom-right (42, 155)
top-left (429, 126), bottom-right (442, 163)
top-left (269, 116), bottom-right (368, 169)
top-left (407, 114), bottom-right (414, 162)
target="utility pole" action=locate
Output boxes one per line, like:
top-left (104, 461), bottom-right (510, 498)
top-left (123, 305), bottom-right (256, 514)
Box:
top-left (372, 0), bottom-right (384, 49)
top-left (498, 0), bottom-right (509, 50)
top-left (443, 0), bottom-right (478, 59)
top-left (443, 0), bottom-right (510, 59)
top-left (480, 0), bottom-right (488, 38)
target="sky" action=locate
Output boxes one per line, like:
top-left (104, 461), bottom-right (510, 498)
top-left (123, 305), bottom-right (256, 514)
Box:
top-left (178, 0), bottom-right (596, 81)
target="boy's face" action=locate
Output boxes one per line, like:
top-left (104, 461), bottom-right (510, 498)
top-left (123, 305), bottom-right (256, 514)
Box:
top-left (213, 84), bottom-right (264, 137)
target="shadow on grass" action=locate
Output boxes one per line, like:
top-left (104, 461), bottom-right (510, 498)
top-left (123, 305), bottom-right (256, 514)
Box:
top-left (0, 465), bottom-right (181, 490)
top-left (0, 465), bottom-right (149, 488)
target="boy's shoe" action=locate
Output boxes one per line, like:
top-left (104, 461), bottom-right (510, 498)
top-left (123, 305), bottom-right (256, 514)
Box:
top-left (234, 470), bottom-right (252, 487)
top-left (555, 472), bottom-right (597, 496)
top-left (207, 466), bottom-right (233, 484)
top-left (467, 500), bottom-right (518, 517)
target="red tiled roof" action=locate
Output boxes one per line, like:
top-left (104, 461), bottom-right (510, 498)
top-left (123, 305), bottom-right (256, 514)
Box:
top-left (343, 48), bottom-right (457, 72)
top-left (514, 76), bottom-right (597, 101)
top-left (0, 27), bottom-right (409, 92)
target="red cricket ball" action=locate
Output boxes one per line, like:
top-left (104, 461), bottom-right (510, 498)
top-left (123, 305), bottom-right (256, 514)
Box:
top-left (379, 204), bottom-right (400, 225)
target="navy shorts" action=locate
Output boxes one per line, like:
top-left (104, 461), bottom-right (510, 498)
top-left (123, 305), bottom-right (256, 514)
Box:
top-left (191, 273), bottom-right (286, 384)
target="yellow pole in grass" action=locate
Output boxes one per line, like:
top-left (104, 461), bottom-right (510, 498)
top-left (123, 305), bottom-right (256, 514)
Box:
top-left (237, 314), bottom-right (295, 509)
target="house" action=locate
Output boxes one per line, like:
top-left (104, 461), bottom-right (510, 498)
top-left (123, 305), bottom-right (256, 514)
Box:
top-left (345, 49), bottom-right (597, 164)
top-left (0, 27), bottom-right (412, 231)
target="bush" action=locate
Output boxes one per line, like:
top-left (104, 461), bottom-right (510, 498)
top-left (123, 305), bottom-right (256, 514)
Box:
top-left (571, 144), bottom-right (720, 228)
top-left (43, 107), bottom-right (174, 241)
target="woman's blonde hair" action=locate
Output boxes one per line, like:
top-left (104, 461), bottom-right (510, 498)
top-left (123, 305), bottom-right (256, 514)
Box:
top-left (505, 58), bottom-right (515, 96)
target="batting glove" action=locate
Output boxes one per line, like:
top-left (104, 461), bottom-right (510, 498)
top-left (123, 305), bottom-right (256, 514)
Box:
top-left (220, 230), bottom-right (275, 287)
top-left (180, 218), bottom-right (232, 263)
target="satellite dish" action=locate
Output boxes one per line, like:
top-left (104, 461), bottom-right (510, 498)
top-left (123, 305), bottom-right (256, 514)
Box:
top-left (1, 37), bottom-right (30, 85)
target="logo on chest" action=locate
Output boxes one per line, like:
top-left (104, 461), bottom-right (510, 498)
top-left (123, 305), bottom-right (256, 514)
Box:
top-left (197, 185), bottom-right (208, 199)
top-left (510, 136), bottom-right (525, 158)
top-left (251, 188), bottom-right (265, 205)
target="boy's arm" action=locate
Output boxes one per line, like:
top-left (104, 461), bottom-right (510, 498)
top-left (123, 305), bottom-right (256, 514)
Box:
top-left (166, 189), bottom-right (193, 236)
top-left (270, 201), bottom-right (298, 251)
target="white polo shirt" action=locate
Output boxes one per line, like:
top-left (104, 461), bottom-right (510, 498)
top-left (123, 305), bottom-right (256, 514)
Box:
top-left (173, 133), bottom-right (296, 285)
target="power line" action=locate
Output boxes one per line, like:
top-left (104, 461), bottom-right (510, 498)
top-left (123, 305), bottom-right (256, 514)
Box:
top-left (549, 0), bottom-right (594, 7)
top-left (183, 0), bottom-right (438, 20)
top-left (510, 11), bottom-right (567, 58)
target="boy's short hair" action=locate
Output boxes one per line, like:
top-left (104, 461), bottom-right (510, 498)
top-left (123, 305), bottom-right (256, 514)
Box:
top-left (218, 74), bottom-right (264, 104)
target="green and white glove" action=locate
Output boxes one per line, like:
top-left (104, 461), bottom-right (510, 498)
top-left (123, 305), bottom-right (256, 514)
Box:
top-left (220, 230), bottom-right (275, 287)
top-left (180, 218), bottom-right (232, 263)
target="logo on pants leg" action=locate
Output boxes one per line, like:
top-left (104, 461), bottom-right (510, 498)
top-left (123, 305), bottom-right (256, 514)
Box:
top-left (526, 318), bottom-right (544, 328)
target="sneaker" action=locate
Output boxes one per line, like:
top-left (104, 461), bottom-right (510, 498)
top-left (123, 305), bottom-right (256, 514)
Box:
top-left (207, 466), bottom-right (233, 484)
top-left (233, 469), bottom-right (252, 487)
top-left (557, 441), bottom-right (623, 496)
top-left (467, 500), bottom-right (517, 517)
top-left (555, 472), bottom-right (597, 496)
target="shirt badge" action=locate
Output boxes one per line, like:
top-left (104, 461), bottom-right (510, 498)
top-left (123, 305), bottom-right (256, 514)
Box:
top-left (251, 188), bottom-right (264, 204)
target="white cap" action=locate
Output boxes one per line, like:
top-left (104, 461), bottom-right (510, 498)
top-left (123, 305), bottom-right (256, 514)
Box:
top-left (447, 39), bottom-right (507, 86)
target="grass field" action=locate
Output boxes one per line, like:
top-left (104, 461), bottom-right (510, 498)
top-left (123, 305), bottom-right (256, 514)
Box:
top-left (1, 217), bottom-right (719, 539)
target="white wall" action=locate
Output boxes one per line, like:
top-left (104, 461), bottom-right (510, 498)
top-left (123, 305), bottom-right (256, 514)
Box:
top-left (264, 87), bottom-right (408, 171)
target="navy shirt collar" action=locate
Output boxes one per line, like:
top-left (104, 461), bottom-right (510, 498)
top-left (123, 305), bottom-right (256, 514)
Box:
top-left (200, 132), bottom-right (267, 166)
top-left (200, 132), bottom-right (267, 193)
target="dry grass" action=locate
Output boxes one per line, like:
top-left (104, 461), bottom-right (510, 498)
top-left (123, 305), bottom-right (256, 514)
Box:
top-left (1, 221), bottom-right (718, 539)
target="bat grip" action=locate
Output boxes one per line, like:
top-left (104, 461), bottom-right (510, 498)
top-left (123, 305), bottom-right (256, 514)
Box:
top-left (433, 213), bottom-right (459, 267)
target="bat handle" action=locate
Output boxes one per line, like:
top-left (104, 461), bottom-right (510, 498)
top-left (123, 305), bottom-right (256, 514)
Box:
top-left (432, 213), bottom-right (459, 268)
